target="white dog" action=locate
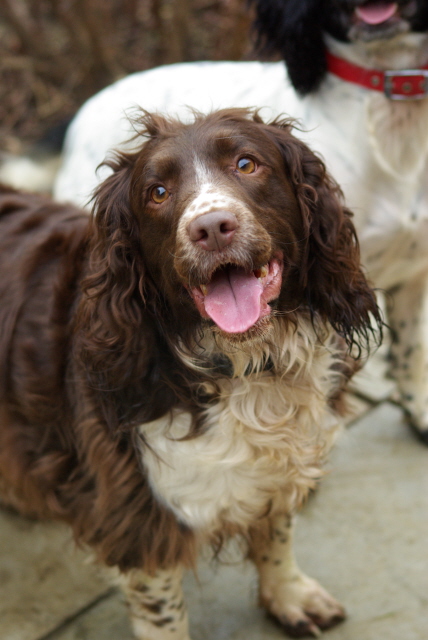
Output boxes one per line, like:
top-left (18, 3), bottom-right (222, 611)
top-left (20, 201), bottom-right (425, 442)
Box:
top-left (54, 0), bottom-right (428, 442)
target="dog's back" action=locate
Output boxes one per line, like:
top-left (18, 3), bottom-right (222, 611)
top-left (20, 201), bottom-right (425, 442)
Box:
top-left (0, 186), bottom-right (88, 516)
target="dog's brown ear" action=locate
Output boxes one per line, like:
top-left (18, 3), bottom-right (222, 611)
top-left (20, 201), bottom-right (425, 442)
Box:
top-left (84, 151), bottom-right (147, 333)
top-left (266, 118), bottom-right (382, 352)
top-left (77, 152), bottom-right (155, 431)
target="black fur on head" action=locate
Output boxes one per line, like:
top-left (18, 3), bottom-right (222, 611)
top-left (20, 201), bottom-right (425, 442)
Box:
top-left (250, 0), bottom-right (326, 95)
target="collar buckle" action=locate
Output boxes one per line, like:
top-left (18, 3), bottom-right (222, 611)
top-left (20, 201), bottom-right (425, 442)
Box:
top-left (384, 69), bottom-right (428, 100)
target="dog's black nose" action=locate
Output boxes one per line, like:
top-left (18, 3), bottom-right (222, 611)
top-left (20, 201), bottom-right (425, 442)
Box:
top-left (188, 211), bottom-right (238, 251)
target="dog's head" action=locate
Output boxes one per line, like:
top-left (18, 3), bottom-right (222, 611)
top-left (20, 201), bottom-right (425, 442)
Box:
top-left (78, 109), bottom-right (381, 430)
top-left (88, 109), bottom-right (379, 352)
top-left (250, 0), bottom-right (428, 93)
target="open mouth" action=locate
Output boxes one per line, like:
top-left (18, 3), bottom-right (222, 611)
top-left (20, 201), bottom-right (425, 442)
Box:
top-left (354, 2), bottom-right (401, 27)
top-left (189, 256), bottom-right (283, 334)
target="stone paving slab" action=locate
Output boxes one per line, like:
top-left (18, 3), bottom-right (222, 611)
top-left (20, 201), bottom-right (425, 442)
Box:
top-left (0, 511), bottom-right (109, 640)
top-left (47, 591), bottom-right (133, 640)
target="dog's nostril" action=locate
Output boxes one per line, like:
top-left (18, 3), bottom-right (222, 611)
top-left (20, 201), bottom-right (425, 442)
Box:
top-left (188, 210), bottom-right (238, 251)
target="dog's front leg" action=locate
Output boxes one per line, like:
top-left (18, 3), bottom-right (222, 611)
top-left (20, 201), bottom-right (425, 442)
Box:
top-left (387, 273), bottom-right (428, 444)
top-left (250, 514), bottom-right (345, 637)
top-left (120, 566), bottom-right (191, 640)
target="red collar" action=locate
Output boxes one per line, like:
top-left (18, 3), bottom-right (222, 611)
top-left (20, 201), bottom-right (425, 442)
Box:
top-left (326, 50), bottom-right (428, 100)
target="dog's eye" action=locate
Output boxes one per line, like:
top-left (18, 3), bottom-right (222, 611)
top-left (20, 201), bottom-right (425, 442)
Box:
top-left (237, 157), bottom-right (256, 174)
top-left (150, 185), bottom-right (170, 204)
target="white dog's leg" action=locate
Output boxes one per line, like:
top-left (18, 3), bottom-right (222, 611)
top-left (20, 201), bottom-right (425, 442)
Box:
top-left (120, 566), bottom-right (191, 640)
top-left (251, 514), bottom-right (345, 637)
top-left (387, 273), bottom-right (428, 443)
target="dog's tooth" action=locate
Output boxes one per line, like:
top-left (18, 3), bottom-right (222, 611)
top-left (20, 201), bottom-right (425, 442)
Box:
top-left (254, 264), bottom-right (268, 280)
top-left (200, 284), bottom-right (208, 296)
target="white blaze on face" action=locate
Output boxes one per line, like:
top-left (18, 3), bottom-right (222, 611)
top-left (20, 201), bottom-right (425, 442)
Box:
top-left (181, 156), bottom-right (240, 222)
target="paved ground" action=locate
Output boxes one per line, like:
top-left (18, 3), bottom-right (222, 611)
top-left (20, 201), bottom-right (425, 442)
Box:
top-left (1, 356), bottom-right (427, 640)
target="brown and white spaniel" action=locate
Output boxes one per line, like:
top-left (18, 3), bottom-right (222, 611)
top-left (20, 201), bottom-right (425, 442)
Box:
top-left (0, 110), bottom-right (380, 639)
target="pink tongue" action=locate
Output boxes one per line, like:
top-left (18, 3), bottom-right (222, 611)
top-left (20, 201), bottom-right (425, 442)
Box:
top-left (204, 267), bottom-right (263, 333)
top-left (355, 2), bottom-right (397, 25)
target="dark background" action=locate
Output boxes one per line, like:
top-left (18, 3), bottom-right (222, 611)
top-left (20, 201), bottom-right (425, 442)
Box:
top-left (0, 0), bottom-right (264, 152)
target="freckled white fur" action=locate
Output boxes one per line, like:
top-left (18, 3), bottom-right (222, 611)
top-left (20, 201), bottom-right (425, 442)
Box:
top-left (252, 514), bottom-right (345, 632)
top-left (116, 567), bottom-right (190, 640)
top-left (139, 317), bottom-right (342, 535)
top-left (181, 181), bottom-right (237, 222)
top-left (181, 155), bottom-right (250, 223)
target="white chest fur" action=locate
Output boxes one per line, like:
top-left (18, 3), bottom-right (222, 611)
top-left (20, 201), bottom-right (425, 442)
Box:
top-left (139, 321), bottom-right (343, 535)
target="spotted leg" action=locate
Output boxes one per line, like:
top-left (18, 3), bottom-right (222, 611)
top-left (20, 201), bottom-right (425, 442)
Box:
top-left (120, 566), bottom-right (191, 640)
top-left (250, 514), bottom-right (345, 638)
top-left (387, 273), bottom-right (428, 444)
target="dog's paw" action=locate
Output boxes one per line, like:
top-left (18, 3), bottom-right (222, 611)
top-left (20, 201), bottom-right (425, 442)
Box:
top-left (261, 573), bottom-right (346, 638)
